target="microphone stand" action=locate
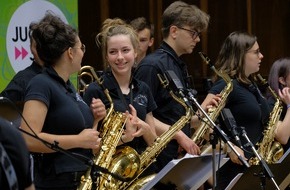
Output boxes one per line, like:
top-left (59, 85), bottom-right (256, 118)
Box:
top-left (1, 96), bottom-right (127, 182)
top-left (240, 127), bottom-right (280, 190)
top-left (186, 92), bottom-right (250, 190)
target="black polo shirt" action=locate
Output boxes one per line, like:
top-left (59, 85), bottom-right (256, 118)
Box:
top-left (1, 61), bottom-right (43, 103)
top-left (209, 79), bottom-right (270, 158)
top-left (83, 70), bottom-right (157, 154)
top-left (134, 41), bottom-right (192, 171)
top-left (25, 66), bottom-right (94, 188)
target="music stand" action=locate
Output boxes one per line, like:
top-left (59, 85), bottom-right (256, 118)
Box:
top-left (226, 148), bottom-right (290, 190)
top-left (141, 153), bottom-right (229, 190)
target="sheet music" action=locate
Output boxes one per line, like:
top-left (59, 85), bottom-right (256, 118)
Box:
top-left (142, 153), bottom-right (228, 190)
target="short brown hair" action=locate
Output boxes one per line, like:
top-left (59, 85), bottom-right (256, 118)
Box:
top-left (162, 1), bottom-right (210, 38)
top-left (130, 17), bottom-right (154, 38)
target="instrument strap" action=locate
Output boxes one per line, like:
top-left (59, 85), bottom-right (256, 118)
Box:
top-left (0, 142), bottom-right (18, 190)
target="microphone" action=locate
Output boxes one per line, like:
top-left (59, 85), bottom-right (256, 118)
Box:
top-left (164, 70), bottom-right (192, 108)
top-left (220, 108), bottom-right (243, 148)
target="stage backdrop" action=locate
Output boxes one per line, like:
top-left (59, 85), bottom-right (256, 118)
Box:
top-left (0, 0), bottom-right (78, 91)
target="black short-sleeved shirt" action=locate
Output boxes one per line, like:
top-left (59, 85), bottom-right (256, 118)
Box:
top-left (1, 61), bottom-right (43, 103)
top-left (0, 117), bottom-right (33, 189)
top-left (210, 79), bottom-right (270, 190)
top-left (25, 66), bottom-right (94, 188)
top-left (134, 42), bottom-right (192, 171)
top-left (209, 79), bottom-right (270, 158)
top-left (83, 71), bottom-right (157, 154)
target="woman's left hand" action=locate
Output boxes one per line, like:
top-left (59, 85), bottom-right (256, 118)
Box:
top-left (90, 98), bottom-right (107, 123)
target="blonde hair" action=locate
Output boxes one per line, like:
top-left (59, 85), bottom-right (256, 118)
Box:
top-left (96, 18), bottom-right (139, 68)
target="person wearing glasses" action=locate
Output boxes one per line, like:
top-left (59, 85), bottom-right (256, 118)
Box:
top-left (20, 12), bottom-right (106, 189)
top-left (134, 1), bottom-right (219, 177)
top-left (201, 31), bottom-right (270, 189)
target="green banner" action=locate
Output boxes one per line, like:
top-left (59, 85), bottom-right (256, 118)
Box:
top-left (0, 0), bottom-right (78, 91)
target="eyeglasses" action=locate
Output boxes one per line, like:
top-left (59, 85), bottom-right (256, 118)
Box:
top-left (73, 44), bottom-right (86, 53)
top-left (177, 27), bottom-right (201, 40)
top-left (247, 48), bottom-right (260, 56)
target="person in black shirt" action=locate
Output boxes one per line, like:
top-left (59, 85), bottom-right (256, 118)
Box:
top-left (20, 12), bottom-right (106, 189)
top-left (130, 17), bottom-right (154, 66)
top-left (83, 18), bottom-right (157, 156)
top-left (202, 31), bottom-right (271, 189)
top-left (0, 117), bottom-right (35, 190)
top-left (134, 1), bottom-right (218, 173)
top-left (268, 57), bottom-right (290, 150)
top-left (0, 37), bottom-right (44, 104)
top-left (0, 37), bottom-right (44, 123)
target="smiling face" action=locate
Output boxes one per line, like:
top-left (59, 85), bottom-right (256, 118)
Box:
top-left (244, 42), bottom-right (264, 76)
top-left (106, 34), bottom-right (137, 77)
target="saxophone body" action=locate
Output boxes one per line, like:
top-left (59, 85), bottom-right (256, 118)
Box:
top-left (78, 66), bottom-right (138, 190)
top-left (115, 72), bottom-right (194, 190)
top-left (249, 74), bottom-right (284, 165)
top-left (192, 52), bottom-right (233, 154)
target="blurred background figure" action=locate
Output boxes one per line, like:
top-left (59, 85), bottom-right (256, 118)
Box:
top-left (0, 37), bottom-right (44, 123)
top-left (130, 17), bottom-right (154, 66)
top-left (0, 116), bottom-right (35, 190)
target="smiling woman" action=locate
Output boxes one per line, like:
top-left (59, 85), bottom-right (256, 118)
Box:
top-left (82, 17), bottom-right (158, 189)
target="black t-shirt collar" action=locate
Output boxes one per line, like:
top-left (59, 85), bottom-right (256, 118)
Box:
top-left (45, 66), bottom-right (74, 93)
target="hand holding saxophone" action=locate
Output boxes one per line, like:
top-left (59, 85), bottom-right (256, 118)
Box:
top-left (197, 94), bottom-right (221, 118)
top-left (176, 134), bottom-right (201, 155)
top-left (90, 97), bottom-right (107, 128)
top-left (78, 128), bottom-right (101, 150)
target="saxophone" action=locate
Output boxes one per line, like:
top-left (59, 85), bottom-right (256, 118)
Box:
top-left (115, 71), bottom-right (194, 190)
top-left (191, 52), bottom-right (233, 154)
top-left (77, 66), bottom-right (139, 190)
top-left (249, 74), bottom-right (284, 165)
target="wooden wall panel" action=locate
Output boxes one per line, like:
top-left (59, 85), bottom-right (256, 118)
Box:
top-left (78, 0), bottom-right (290, 100)
top-left (251, 0), bottom-right (290, 75)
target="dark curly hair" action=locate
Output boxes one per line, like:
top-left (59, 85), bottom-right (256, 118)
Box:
top-left (29, 11), bottom-right (78, 66)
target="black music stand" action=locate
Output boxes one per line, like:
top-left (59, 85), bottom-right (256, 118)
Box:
top-left (226, 148), bottom-right (290, 190)
top-left (141, 153), bottom-right (229, 190)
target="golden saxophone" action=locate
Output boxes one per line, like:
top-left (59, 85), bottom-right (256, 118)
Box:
top-left (77, 66), bottom-right (96, 95)
top-left (191, 52), bottom-right (233, 154)
top-left (115, 71), bottom-right (194, 190)
top-left (77, 66), bottom-right (139, 190)
top-left (249, 74), bottom-right (284, 165)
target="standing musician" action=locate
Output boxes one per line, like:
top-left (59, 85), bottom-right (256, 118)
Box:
top-left (82, 17), bottom-right (157, 165)
top-left (134, 1), bottom-right (220, 177)
top-left (20, 12), bottom-right (106, 189)
top-left (202, 31), bottom-right (270, 189)
top-left (268, 58), bottom-right (290, 150)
